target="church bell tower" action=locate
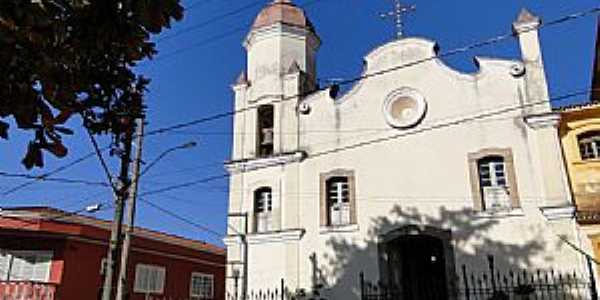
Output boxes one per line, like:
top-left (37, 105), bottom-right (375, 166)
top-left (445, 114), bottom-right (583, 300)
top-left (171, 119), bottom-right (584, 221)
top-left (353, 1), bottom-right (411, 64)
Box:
top-left (230, 0), bottom-right (320, 161)
top-left (225, 0), bottom-right (320, 292)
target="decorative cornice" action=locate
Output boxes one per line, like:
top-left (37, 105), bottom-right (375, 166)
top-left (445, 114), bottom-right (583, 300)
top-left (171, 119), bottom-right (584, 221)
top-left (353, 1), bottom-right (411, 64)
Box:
top-left (223, 235), bottom-right (243, 247)
top-left (244, 22), bottom-right (320, 51)
top-left (244, 228), bottom-right (305, 245)
top-left (523, 112), bottom-right (561, 129)
top-left (540, 205), bottom-right (576, 221)
top-left (225, 151), bottom-right (306, 174)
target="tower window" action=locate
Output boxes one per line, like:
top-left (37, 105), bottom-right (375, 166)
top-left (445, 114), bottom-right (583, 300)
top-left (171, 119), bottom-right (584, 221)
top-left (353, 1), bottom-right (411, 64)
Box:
top-left (578, 131), bottom-right (600, 160)
top-left (254, 187), bottom-right (273, 233)
top-left (257, 105), bottom-right (274, 157)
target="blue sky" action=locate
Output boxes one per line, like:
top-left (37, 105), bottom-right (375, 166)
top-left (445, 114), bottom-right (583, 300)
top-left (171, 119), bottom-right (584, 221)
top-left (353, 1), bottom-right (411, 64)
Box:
top-left (1, 0), bottom-right (598, 246)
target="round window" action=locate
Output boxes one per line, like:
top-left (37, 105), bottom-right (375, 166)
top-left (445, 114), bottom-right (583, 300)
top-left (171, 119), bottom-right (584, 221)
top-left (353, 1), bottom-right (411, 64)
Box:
top-left (383, 88), bottom-right (427, 128)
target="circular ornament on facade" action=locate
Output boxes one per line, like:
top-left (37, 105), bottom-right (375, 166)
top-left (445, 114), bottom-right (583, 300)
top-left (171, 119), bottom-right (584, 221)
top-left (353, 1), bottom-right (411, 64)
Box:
top-left (383, 88), bottom-right (427, 129)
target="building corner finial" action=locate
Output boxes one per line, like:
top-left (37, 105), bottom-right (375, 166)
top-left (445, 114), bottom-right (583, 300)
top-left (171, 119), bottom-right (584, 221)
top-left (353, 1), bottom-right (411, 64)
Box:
top-left (512, 8), bottom-right (541, 34)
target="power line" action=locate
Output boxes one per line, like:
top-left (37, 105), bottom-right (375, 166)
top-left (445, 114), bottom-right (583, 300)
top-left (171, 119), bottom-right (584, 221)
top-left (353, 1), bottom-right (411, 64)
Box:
top-left (142, 6), bottom-right (600, 140)
top-left (138, 197), bottom-right (224, 238)
top-left (184, 0), bottom-right (216, 11)
top-left (157, 0), bottom-right (264, 43)
top-left (139, 174), bottom-right (230, 197)
top-left (132, 87), bottom-right (592, 197)
top-left (151, 0), bottom-right (329, 62)
top-left (1, 148), bottom-right (107, 196)
top-left (86, 130), bottom-right (119, 195)
top-left (153, 25), bottom-right (248, 63)
top-left (0, 172), bottom-right (109, 187)
top-left (308, 89), bottom-right (592, 159)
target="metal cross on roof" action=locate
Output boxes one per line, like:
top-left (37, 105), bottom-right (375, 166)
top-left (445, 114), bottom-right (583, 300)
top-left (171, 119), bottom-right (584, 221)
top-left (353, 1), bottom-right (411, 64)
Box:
top-left (380, 0), bottom-right (416, 39)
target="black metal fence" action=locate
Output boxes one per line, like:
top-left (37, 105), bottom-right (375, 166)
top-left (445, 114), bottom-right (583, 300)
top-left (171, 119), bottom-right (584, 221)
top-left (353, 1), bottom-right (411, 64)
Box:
top-left (360, 256), bottom-right (599, 300)
top-left (225, 279), bottom-right (327, 300)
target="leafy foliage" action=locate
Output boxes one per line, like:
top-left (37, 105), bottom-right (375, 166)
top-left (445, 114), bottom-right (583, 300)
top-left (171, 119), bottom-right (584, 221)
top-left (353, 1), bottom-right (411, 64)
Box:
top-left (0, 0), bottom-right (183, 168)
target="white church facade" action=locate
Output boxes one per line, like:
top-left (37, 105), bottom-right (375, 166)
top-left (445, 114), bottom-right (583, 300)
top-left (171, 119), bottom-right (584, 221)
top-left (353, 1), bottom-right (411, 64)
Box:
top-left (223, 1), bottom-right (588, 299)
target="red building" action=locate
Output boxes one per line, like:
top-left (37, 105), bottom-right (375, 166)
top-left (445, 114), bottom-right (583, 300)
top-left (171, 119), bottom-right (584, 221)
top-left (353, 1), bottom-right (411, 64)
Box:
top-left (0, 207), bottom-right (226, 300)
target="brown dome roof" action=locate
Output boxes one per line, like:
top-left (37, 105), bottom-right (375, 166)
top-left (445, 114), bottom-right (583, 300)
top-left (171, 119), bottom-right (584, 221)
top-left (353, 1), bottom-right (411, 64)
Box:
top-left (252, 0), bottom-right (315, 33)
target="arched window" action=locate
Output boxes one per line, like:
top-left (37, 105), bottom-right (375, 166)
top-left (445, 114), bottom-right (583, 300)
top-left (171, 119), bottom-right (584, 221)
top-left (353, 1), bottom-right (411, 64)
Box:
top-left (578, 131), bottom-right (600, 160)
top-left (254, 187), bottom-right (272, 232)
top-left (477, 156), bottom-right (510, 210)
top-left (257, 105), bottom-right (274, 157)
top-left (326, 176), bottom-right (350, 226)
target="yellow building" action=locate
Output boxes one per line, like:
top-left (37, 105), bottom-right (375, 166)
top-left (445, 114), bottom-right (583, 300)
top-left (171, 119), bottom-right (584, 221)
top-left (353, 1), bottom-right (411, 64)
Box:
top-left (559, 102), bottom-right (600, 259)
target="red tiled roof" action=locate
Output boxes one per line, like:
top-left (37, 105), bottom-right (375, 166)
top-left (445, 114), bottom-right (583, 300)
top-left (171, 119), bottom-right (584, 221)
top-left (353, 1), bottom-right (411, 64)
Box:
top-left (0, 206), bottom-right (225, 256)
top-left (555, 101), bottom-right (600, 113)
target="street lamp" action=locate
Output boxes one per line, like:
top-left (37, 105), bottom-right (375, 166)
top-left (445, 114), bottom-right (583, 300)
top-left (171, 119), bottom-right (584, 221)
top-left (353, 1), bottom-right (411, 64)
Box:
top-left (139, 141), bottom-right (197, 177)
top-left (115, 140), bottom-right (197, 300)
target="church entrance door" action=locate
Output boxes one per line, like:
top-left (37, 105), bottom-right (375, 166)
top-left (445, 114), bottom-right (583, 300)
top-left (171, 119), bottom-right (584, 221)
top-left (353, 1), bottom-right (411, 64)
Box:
top-left (386, 234), bottom-right (448, 300)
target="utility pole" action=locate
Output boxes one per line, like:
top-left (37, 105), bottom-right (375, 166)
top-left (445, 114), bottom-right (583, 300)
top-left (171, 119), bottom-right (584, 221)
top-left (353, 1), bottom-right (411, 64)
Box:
top-left (116, 117), bottom-right (145, 300)
top-left (101, 116), bottom-right (136, 300)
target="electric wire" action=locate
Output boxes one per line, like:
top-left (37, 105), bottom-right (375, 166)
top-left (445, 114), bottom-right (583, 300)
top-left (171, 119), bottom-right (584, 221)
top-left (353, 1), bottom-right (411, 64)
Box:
top-left (308, 89), bottom-right (592, 159)
top-left (157, 0), bottom-right (265, 43)
top-left (142, 6), bottom-right (600, 140)
top-left (133, 87), bottom-right (592, 198)
top-left (153, 0), bottom-right (329, 62)
top-left (138, 197), bottom-right (225, 238)
top-left (86, 129), bottom-right (119, 195)
top-left (157, 0), bottom-right (326, 43)
top-left (0, 172), bottom-right (109, 187)
top-left (1, 148), bottom-right (107, 196)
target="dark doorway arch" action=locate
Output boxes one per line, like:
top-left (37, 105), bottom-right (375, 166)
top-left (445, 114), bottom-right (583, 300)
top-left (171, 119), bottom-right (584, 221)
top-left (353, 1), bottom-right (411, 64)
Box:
top-left (378, 225), bottom-right (456, 300)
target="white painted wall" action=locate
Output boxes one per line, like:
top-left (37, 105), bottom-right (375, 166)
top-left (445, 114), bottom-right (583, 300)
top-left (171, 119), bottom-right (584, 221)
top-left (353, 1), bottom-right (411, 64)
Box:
top-left (223, 10), bottom-right (582, 300)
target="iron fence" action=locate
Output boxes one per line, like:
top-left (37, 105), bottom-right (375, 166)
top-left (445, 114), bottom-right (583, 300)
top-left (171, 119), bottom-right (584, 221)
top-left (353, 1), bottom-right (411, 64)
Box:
top-left (360, 256), bottom-right (598, 300)
top-left (226, 279), bottom-right (327, 300)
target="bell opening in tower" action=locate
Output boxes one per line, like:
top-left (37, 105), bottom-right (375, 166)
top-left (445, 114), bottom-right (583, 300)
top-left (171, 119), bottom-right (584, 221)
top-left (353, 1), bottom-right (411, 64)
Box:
top-left (257, 105), bottom-right (274, 157)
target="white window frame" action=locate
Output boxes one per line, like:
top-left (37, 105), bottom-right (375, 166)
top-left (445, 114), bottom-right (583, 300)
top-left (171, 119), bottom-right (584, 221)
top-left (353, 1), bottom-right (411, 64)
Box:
top-left (579, 135), bottom-right (600, 160)
top-left (190, 272), bottom-right (214, 299)
top-left (478, 158), bottom-right (510, 210)
top-left (254, 188), bottom-right (273, 233)
top-left (327, 177), bottom-right (350, 226)
top-left (0, 250), bottom-right (53, 282)
top-left (133, 264), bottom-right (166, 295)
top-left (478, 159), bottom-right (507, 188)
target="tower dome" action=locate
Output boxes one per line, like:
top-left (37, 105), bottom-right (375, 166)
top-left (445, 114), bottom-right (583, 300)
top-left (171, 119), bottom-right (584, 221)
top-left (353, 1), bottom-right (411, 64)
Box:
top-left (252, 0), bottom-right (315, 33)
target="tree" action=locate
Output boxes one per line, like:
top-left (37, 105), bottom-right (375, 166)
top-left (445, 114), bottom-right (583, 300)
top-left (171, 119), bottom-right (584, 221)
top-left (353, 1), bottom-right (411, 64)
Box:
top-left (0, 0), bottom-right (183, 169)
